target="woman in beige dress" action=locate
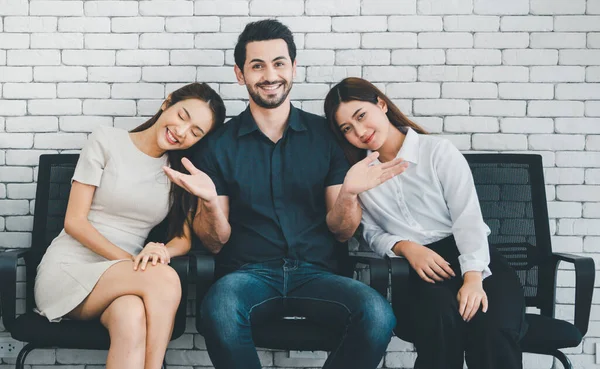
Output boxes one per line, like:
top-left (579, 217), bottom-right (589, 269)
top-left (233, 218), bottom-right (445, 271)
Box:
top-left (34, 82), bottom-right (226, 369)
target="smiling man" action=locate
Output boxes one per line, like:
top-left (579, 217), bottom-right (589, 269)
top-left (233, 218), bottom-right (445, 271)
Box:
top-left (164, 19), bottom-right (398, 369)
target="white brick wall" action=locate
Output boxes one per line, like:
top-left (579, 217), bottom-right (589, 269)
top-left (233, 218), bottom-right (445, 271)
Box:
top-left (1, 1), bottom-right (599, 368)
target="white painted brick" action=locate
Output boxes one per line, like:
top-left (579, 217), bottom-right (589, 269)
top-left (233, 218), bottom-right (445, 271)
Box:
top-left (5, 215), bottom-right (34, 231)
top-left (85, 1), bottom-right (139, 16)
top-left (305, 33), bottom-right (361, 49)
top-left (0, 100), bottom-right (27, 116)
top-left (500, 16), bottom-right (553, 31)
top-left (5, 117), bottom-right (58, 133)
top-left (0, 231), bottom-right (31, 247)
top-left (7, 50), bottom-right (61, 66)
top-left (388, 16), bottom-right (442, 31)
top-left (474, 32), bottom-right (529, 48)
top-left (584, 203), bottom-right (600, 218)
top-left (443, 15), bottom-right (499, 31)
top-left (474, 66), bottom-right (528, 82)
top-left (445, 116), bottom-right (499, 132)
top-left (392, 49), bottom-right (445, 65)
top-left (548, 202), bottom-right (583, 218)
top-left (294, 50), bottom-right (333, 66)
top-left (361, 0), bottom-right (416, 15)
top-left (587, 101), bottom-right (600, 116)
top-left (418, 32), bottom-right (473, 48)
top-left (140, 33), bottom-right (194, 49)
top-left (60, 116), bottom-right (113, 132)
top-left (30, 1), bottom-right (84, 16)
top-left (140, 0), bottom-right (193, 16)
top-left (387, 82), bottom-right (439, 98)
top-left (418, 66), bottom-right (472, 81)
top-left (361, 33), bottom-right (417, 49)
top-left (219, 84), bottom-right (250, 99)
top-left (0, 199), bottom-right (29, 215)
top-left (35, 66), bottom-right (87, 82)
top-left (112, 83), bottom-right (164, 99)
top-left (306, 0), bottom-right (360, 15)
top-left (82, 99), bottom-right (136, 116)
top-left (502, 49), bottom-right (558, 65)
top-left (589, 33), bottom-right (600, 49)
top-left (556, 84), bottom-right (600, 100)
top-left (442, 82), bottom-right (497, 98)
top-left (31, 33), bottom-right (83, 49)
top-left (560, 50), bottom-right (600, 65)
top-left (165, 16), bottom-right (219, 32)
top-left (410, 116), bottom-right (443, 132)
top-left (470, 100), bottom-right (526, 116)
top-left (557, 186), bottom-right (600, 202)
top-left (474, 0), bottom-right (528, 15)
top-left (3, 83), bottom-right (56, 99)
top-left (29, 99), bottom-right (82, 115)
top-left (529, 134), bottom-right (585, 150)
top-left (170, 50), bottom-right (223, 66)
top-left (586, 169), bottom-right (600, 184)
top-left (414, 99), bottom-right (469, 115)
top-left (555, 16), bottom-right (600, 31)
top-left (194, 0), bottom-right (248, 15)
top-left (556, 152), bottom-right (600, 167)
top-left (59, 17), bottom-right (110, 33)
top-left (195, 67), bottom-right (238, 84)
top-left (62, 50), bottom-right (115, 66)
top-left (306, 66), bottom-right (361, 82)
top-left (417, 0), bottom-right (472, 15)
top-left (289, 83), bottom-right (330, 100)
top-left (0, 33), bottom-right (29, 49)
top-left (88, 67), bottom-right (142, 82)
top-left (0, 167), bottom-right (32, 183)
top-left (391, 99), bottom-right (413, 115)
top-left (437, 134), bottom-right (472, 149)
top-left (528, 101), bottom-right (584, 117)
top-left (114, 117), bottom-right (146, 131)
top-left (445, 49), bottom-right (501, 65)
top-left (0, 0), bottom-right (28, 16)
top-left (4, 17), bottom-right (57, 33)
top-left (0, 50), bottom-right (6, 66)
top-left (472, 133), bottom-right (527, 150)
top-left (300, 100), bottom-right (324, 115)
top-left (6, 183), bottom-right (36, 199)
top-left (117, 50), bottom-right (169, 66)
top-left (544, 168), bottom-right (585, 184)
top-left (531, 0), bottom-right (586, 15)
top-left (111, 17), bottom-right (165, 33)
top-left (555, 118), bottom-right (600, 134)
top-left (85, 34), bottom-right (138, 49)
top-left (332, 16), bottom-right (387, 32)
top-left (363, 66), bottom-right (417, 82)
top-left (249, 0), bottom-right (304, 16)
top-left (530, 33), bottom-right (587, 49)
top-left (587, 135), bottom-right (600, 151)
top-left (276, 16), bottom-right (331, 33)
top-left (336, 50), bottom-right (390, 65)
top-left (530, 66), bottom-right (585, 82)
top-left (498, 83), bottom-right (554, 100)
top-left (0, 133), bottom-right (33, 149)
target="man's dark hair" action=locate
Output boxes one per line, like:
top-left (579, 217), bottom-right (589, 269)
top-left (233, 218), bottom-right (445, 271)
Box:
top-left (234, 19), bottom-right (296, 71)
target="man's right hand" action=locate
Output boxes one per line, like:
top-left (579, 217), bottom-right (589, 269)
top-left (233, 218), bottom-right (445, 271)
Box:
top-left (393, 240), bottom-right (456, 283)
top-left (163, 157), bottom-right (218, 202)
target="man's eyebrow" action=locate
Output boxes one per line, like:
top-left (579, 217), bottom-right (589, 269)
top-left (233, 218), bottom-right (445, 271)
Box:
top-left (249, 58), bottom-right (265, 64)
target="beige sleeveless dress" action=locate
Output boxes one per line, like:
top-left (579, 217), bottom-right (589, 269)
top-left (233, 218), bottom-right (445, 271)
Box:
top-left (34, 126), bottom-right (170, 322)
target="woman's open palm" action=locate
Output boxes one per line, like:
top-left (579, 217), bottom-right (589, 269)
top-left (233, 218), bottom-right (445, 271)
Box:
top-left (343, 152), bottom-right (409, 195)
top-left (163, 158), bottom-right (218, 202)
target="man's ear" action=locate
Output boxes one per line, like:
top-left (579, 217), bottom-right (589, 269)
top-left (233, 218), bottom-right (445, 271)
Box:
top-left (234, 64), bottom-right (245, 86)
top-left (377, 97), bottom-right (388, 113)
top-left (292, 59), bottom-right (297, 79)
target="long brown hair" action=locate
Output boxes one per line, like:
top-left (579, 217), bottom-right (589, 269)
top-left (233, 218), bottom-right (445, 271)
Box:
top-left (131, 82), bottom-right (226, 240)
top-left (324, 77), bottom-right (427, 165)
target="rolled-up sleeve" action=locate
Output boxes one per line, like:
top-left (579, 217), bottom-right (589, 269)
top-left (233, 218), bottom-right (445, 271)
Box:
top-left (361, 205), bottom-right (404, 259)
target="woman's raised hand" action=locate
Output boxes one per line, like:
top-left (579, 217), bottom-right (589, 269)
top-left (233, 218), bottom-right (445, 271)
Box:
top-left (163, 158), bottom-right (218, 202)
top-left (342, 151), bottom-right (409, 195)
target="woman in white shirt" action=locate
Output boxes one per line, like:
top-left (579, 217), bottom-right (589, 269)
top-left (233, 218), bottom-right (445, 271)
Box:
top-left (324, 77), bottom-right (527, 369)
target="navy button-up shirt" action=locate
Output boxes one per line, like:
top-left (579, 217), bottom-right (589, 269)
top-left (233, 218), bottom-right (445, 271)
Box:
top-left (194, 104), bottom-right (349, 272)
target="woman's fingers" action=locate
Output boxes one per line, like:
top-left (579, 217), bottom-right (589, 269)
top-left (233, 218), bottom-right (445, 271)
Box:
top-left (466, 296), bottom-right (482, 322)
top-left (181, 157), bottom-right (201, 175)
top-left (151, 253), bottom-right (158, 266)
top-left (424, 266), bottom-right (444, 282)
top-left (417, 268), bottom-right (436, 284)
top-left (140, 254), bottom-right (150, 271)
top-left (430, 262), bottom-right (452, 280)
top-left (133, 254), bottom-right (142, 271)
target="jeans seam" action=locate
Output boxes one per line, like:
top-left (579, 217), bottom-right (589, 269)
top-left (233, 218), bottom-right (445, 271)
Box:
top-left (247, 296), bottom-right (282, 324)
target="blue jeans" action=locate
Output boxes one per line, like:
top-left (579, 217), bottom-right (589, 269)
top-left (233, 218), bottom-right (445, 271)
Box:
top-left (200, 258), bottom-right (396, 369)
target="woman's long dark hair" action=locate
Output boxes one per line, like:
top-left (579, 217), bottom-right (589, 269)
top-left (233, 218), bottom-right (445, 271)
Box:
top-left (131, 82), bottom-right (226, 240)
top-left (324, 77), bottom-right (427, 166)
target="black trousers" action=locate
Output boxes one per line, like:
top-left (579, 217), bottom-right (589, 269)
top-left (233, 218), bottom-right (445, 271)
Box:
top-left (400, 236), bottom-right (528, 369)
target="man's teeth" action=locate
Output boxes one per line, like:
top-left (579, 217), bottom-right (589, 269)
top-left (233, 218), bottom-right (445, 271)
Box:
top-left (262, 84), bottom-right (280, 90)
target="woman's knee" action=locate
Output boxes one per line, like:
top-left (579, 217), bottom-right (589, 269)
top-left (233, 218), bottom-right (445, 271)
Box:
top-left (102, 296), bottom-right (147, 345)
top-left (143, 264), bottom-right (182, 304)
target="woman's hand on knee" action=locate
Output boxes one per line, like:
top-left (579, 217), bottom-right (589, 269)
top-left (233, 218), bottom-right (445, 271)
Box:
top-left (457, 271), bottom-right (488, 322)
top-left (394, 241), bottom-right (455, 283)
top-left (133, 242), bottom-right (170, 271)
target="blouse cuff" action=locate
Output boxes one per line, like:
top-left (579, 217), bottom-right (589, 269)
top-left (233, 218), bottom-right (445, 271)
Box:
top-left (459, 259), bottom-right (492, 280)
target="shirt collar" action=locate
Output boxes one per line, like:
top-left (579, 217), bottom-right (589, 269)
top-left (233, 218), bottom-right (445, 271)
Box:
top-left (237, 103), bottom-right (306, 137)
top-left (397, 127), bottom-right (420, 165)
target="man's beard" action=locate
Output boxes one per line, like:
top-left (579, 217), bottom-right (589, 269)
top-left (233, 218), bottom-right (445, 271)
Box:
top-left (247, 80), bottom-right (293, 109)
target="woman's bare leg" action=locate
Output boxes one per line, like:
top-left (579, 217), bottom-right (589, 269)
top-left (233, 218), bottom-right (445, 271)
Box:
top-left (69, 261), bottom-right (182, 369)
top-left (99, 295), bottom-right (147, 369)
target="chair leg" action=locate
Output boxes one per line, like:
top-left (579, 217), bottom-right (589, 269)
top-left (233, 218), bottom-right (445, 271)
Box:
top-left (553, 349), bottom-right (573, 369)
top-left (15, 343), bottom-right (36, 369)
